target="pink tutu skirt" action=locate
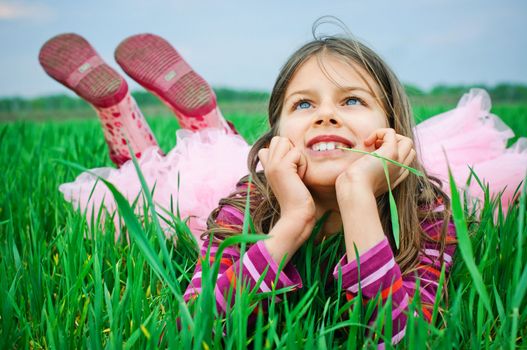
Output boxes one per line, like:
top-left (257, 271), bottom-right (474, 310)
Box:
top-left (414, 89), bottom-right (526, 211)
top-left (60, 89), bottom-right (526, 243)
top-left (59, 128), bottom-right (251, 242)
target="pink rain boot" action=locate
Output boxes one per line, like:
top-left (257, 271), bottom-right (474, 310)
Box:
top-left (114, 33), bottom-right (238, 134)
top-left (38, 33), bottom-right (160, 166)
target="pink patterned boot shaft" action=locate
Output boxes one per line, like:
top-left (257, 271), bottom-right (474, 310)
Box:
top-left (95, 93), bottom-right (159, 166)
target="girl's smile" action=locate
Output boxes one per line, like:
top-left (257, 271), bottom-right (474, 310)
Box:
top-left (305, 134), bottom-right (353, 158)
top-left (278, 53), bottom-right (389, 189)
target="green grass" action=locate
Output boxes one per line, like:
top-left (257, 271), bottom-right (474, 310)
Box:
top-left (1, 104), bottom-right (526, 349)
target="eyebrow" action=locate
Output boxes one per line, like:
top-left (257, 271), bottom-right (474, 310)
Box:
top-left (341, 86), bottom-right (376, 97)
top-left (284, 86), bottom-right (375, 103)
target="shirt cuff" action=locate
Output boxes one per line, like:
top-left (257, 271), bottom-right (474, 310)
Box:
top-left (242, 240), bottom-right (303, 292)
top-left (332, 237), bottom-right (395, 291)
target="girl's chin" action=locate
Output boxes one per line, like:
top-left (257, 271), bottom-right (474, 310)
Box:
top-left (303, 172), bottom-right (341, 189)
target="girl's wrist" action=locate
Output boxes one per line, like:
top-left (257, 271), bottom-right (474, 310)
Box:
top-left (280, 209), bottom-right (316, 228)
top-left (264, 216), bottom-right (314, 265)
top-left (338, 185), bottom-right (385, 261)
top-left (278, 215), bottom-right (316, 239)
top-left (336, 178), bottom-right (375, 207)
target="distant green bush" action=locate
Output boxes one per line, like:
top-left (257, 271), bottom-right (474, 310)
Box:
top-left (1, 84), bottom-right (526, 116)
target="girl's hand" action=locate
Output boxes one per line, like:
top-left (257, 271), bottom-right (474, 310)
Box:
top-left (258, 136), bottom-right (316, 227)
top-left (335, 128), bottom-right (416, 200)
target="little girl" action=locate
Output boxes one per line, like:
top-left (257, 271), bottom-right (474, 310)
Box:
top-left (183, 37), bottom-right (457, 348)
top-left (180, 37), bottom-right (524, 346)
top-left (40, 30), bottom-right (525, 347)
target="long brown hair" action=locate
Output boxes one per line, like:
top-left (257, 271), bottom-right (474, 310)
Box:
top-left (202, 29), bottom-right (452, 275)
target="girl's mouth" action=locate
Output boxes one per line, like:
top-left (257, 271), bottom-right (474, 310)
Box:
top-left (306, 141), bottom-right (351, 157)
top-left (309, 141), bottom-right (349, 152)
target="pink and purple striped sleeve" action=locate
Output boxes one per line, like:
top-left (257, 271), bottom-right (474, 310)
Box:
top-left (183, 204), bottom-right (303, 316)
top-left (332, 218), bottom-right (456, 348)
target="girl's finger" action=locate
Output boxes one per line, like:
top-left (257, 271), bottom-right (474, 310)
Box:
top-left (267, 136), bottom-right (280, 159)
top-left (268, 136), bottom-right (288, 163)
top-left (395, 134), bottom-right (412, 146)
top-left (390, 148), bottom-right (416, 186)
top-left (282, 147), bottom-right (308, 178)
top-left (397, 137), bottom-right (414, 162)
top-left (297, 151), bottom-right (308, 178)
top-left (365, 128), bottom-right (396, 145)
top-left (258, 148), bottom-right (269, 169)
top-left (401, 149), bottom-right (416, 167)
top-left (271, 137), bottom-right (295, 161)
top-left (390, 148), bottom-right (415, 180)
top-left (365, 128), bottom-right (397, 151)
top-left (391, 169), bottom-right (410, 189)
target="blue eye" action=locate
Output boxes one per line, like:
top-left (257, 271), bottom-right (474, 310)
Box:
top-left (346, 97), bottom-right (362, 106)
top-left (296, 101), bottom-right (312, 110)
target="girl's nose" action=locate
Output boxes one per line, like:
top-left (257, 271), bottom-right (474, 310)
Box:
top-left (314, 104), bottom-right (341, 126)
top-left (314, 116), bottom-right (340, 126)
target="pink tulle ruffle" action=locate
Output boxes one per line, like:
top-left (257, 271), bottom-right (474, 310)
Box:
top-left (414, 88), bottom-right (527, 211)
top-left (59, 128), bottom-right (251, 242)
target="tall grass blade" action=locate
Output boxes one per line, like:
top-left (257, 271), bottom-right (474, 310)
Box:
top-left (447, 166), bottom-right (493, 316)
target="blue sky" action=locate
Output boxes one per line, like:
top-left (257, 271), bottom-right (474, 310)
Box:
top-left (0, 0), bottom-right (526, 98)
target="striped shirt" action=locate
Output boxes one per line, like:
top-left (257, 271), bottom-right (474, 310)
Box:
top-left (183, 203), bottom-right (456, 348)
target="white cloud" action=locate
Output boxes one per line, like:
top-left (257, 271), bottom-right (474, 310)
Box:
top-left (0, 1), bottom-right (54, 20)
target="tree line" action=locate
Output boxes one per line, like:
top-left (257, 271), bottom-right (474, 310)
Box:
top-left (1, 84), bottom-right (526, 114)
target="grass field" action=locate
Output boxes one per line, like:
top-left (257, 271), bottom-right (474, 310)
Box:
top-left (1, 103), bottom-right (526, 349)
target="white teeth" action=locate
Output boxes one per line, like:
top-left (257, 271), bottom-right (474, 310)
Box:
top-left (310, 142), bottom-right (345, 152)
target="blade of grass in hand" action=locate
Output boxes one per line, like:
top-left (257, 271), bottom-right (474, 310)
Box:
top-left (383, 159), bottom-right (400, 249)
top-left (337, 146), bottom-right (424, 177)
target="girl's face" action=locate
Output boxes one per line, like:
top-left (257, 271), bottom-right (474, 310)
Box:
top-left (278, 53), bottom-right (389, 190)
